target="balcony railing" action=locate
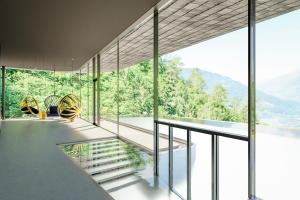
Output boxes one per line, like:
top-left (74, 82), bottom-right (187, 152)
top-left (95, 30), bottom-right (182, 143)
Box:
top-left (154, 119), bottom-right (249, 200)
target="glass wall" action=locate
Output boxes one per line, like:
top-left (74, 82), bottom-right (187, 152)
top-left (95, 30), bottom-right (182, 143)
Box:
top-left (157, 0), bottom-right (248, 199)
top-left (72, 70), bottom-right (81, 106)
top-left (256, 3), bottom-right (300, 200)
top-left (118, 13), bottom-right (154, 132)
top-left (0, 0), bottom-right (294, 199)
top-left (80, 66), bottom-right (89, 121)
top-left (3, 67), bottom-right (75, 118)
top-left (99, 43), bottom-right (118, 134)
top-left (88, 61), bottom-right (93, 123)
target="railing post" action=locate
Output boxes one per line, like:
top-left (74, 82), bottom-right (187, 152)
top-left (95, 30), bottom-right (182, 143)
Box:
top-left (169, 126), bottom-right (173, 189)
top-left (154, 121), bottom-right (159, 176)
top-left (212, 135), bottom-right (219, 200)
top-left (187, 129), bottom-right (192, 200)
top-left (1, 66), bottom-right (5, 120)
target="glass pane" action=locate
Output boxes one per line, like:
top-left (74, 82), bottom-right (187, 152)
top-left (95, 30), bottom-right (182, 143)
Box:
top-left (100, 44), bottom-right (118, 134)
top-left (219, 137), bottom-right (247, 200)
top-left (87, 60), bottom-right (93, 123)
top-left (158, 0), bottom-right (249, 199)
top-left (80, 67), bottom-right (89, 121)
top-left (4, 68), bottom-right (75, 118)
top-left (158, 124), bottom-right (169, 184)
top-left (191, 132), bottom-right (211, 200)
top-left (158, 0), bottom-right (248, 132)
top-left (256, 4), bottom-right (300, 200)
top-left (118, 14), bottom-right (154, 132)
top-left (172, 127), bottom-right (187, 198)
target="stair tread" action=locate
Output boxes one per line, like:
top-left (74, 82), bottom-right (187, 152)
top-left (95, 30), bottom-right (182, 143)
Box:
top-left (87, 160), bottom-right (136, 175)
top-left (90, 146), bottom-right (127, 154)
top-left (90, 142), bottom-right (126, 150)
top-left (92, 167), bottom-right (139, 184)
top-left (101, 175), bottom-right (141, 191)
top-left (83, 155), bottom-right (130, 168)
top-left (87, 149), bottom-right (128, 160)
top-left (89, 138), bottom-right (119, 146)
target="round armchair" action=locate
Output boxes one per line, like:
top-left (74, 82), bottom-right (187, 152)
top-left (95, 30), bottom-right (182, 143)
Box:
top-left (20, 96), bottom-right (40, 115)
top-left (58, 94), bottom-right (81, 121)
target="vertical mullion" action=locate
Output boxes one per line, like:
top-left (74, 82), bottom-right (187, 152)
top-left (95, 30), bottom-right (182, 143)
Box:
top-left (1, 66), bottom-right (5, 120)
top-left (169, 126), bottom-right (174, 190)
top-left (117, 40), bottom-right (120, 135)
top-left (212, 135), bottom-right (219, 200)
top-left (187, 129), bottom-right (192, 200)
top-left (79, 69), bottom-right (82, 118)
top-left (248, 0), bottom-right (256, 199)
top-left (92, 57), bottom-right (96, 125)
top-left (87, 63), bottom-right (90, 121)
top-left (153, 7), bottom-right (159, 177)
top-left (97, 54), bottom-right (100, 126)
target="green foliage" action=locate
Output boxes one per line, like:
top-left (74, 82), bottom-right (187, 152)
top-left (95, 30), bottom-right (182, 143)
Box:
top-left (4, 69), bottom-right (82, 118)
top-left (117, 57), bottom-right (247, 122)
top-left (60, 143), bottom-right (90, 158)
top-left (4, 56), bottom-right (247, 123)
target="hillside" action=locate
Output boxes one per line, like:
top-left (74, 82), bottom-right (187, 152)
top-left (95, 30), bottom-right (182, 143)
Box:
top-left (180, 68), bottom-right (300, 128)
top-left (260, 71), bottom-right (300, 102)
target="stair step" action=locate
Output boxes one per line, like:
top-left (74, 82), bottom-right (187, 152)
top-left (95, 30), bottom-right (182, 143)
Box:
top-left (92, 167), bottom-right (139, 184)
top-left (90, 143), bottom-right (127, 152)
top-left (87, 160), bottom-right (136, 175)
top-left (89, 138), bottom-right (119, 146)
top-left (86, 150), bottom-right (128, 161)
top-left (83, 155), bottom-right (130, 168)
top-left (91, 146), bottom-right (128, 155)
top-left (90, 142), bottom-right (126, 150)
top-left (101, 175), bottom-right (141, 192)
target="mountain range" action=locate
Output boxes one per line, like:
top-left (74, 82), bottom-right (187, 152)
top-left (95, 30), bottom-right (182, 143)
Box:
top-left (180, 68), bottom-right (300, 128)
top-left (260, 71), bottom-right (300, 102)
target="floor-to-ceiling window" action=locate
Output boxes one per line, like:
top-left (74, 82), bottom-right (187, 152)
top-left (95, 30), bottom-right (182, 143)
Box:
top-left (4, 67), bottom-right (74, 118)
top-left (74, 0), bottom-right (300, 199)
top-left (100, 43), bottom-right (118, 134)
top-left (80, 65), bottom-right (89, 121)
top-left (256, 3), bottom-right (300, 200)
top-left (71, 70), bottom-right (81, 104)
top-left (88, 60), bottom-right (94, 123)
top-left (118, 13), bottom-right (154, 142)
top-left (158, 0), bottom-right (249, 199)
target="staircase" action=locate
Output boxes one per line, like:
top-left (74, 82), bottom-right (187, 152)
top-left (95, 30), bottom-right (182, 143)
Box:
top-left (72, 138), bottom-right (147, 192)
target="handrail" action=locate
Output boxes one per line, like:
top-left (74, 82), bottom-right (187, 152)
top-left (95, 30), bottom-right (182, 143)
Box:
top-left (154, 119), bottom-right (249, 141)
top-left (154, 119), bottom-right (249, 200)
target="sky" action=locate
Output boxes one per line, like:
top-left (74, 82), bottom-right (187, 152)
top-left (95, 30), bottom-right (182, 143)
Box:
top-left (166, 9), bottom-right (300, 85)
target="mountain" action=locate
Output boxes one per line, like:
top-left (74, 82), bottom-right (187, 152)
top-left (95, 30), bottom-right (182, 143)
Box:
top-left (259, 71), bottom-right (300, 102)
top-left (180, 68), bottom-right (300, 128)
top-left (180, 68), bottom-right (247, 99)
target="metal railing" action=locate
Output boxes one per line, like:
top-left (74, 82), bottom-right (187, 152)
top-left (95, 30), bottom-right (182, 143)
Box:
top-left (154, 119), bottom-right (249, 200)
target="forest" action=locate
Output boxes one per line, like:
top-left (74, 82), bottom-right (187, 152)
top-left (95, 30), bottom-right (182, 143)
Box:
top-left (3, 57), bottom-right (247, 123)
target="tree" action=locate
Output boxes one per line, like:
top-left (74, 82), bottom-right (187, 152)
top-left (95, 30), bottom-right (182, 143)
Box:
top-left (3, 56), bottom-right (248, 124)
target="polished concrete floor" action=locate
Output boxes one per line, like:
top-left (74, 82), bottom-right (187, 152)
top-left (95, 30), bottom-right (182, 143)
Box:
top-left (0, 118), bottom-right (114, 200)
top-left (0, 118), bottom-right (180, 200)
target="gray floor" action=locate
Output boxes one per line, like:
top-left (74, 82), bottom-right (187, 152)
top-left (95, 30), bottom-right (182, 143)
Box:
top-left (0, 119), bottom-right (114, 200)
top-left (0, 118), bottom-right (181, 200)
